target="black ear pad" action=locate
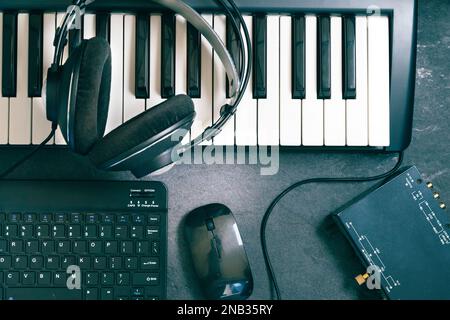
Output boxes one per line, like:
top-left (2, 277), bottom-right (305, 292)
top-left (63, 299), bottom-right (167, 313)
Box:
top-left (71, 37), bottom-right (111, 154)
top-left (88, 94), bottom-right (195, 175)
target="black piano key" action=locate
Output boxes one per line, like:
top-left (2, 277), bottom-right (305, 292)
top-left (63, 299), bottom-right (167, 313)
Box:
top-left (96, 12), bottom-right (110, 42)
top-left (343, 16), bottom-right (357, 99)
top-left (161, 13), bottom-right (175, 98)
top-left (135, 13), bottom-right (150, 99)
top-left (226, 17), bottom-right (240, 99)
top-left (317, 16), bottom-right (331, 99)
top-left (292, 15), bottom-right (305, 99)
top-left (28, 13), bottom-right (43, 97)
top-left (69, 28), bottom-right (82, 55)
top-left (252, 14), bottom-right (267, 99)
top-left (186, 22), bottom-right (201, 98)
top-left (2, 12), bottom-right (17, 97)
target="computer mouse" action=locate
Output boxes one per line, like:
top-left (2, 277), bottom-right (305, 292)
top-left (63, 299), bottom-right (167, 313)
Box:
top-left (184, 203), bottom-right (253, 300)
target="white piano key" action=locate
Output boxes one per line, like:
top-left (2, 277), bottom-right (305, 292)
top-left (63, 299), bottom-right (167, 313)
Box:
top-left (147, 15), bottom-right (163, 109)
top-left (347, 16), bottom-right (369, 146)
top-left (324, 16), bottom-right (346, 146)
top-left (235, 15), bottom-right (257, 146)
top-left (105, 14), bottom-right (124, 134)
top-left (124, 15), bottom-right (145, 122)
top-left (302, 15), bottom-right (324, 146)
top-left (9, 14), bottom-right (31, 145)
top-left (257, 15), bottom-right (279, 146)
top-left (0, 13), bottom-right (9, 144)
top-left (83, 14), bottom-right (96, 39)
top-left (191, 14), bottom-right (213, 146)
top-left (212, 14), bottom-right (234, 146)
top-left (280, 16), bottom-right (301, 147)
top-left (55, 13), bottom-right (70, 144)
top-left (368, 15), bottom-right (390, 147)
top-left (32, 13), bottom-right (56, 145)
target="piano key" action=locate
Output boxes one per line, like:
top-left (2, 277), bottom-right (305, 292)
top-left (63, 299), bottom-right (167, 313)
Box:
top-left (346, 16), bottom-right (368, 146)
top-left (161, 13), bottom-right (175, 98)
top-left (32, 13), bottom-right (56, 145)
top-left (96, 12), bottom-right (110, 42)
top-left (235, 15), bottom-right (257, 146)
top-left (124, 15), bottom-right (145, 122)
top-left (252, 14), bottom-right (267, 99)
top-left (213, 14), bottom-right (234, 146)
top-left (147, 15), bottom-right (163, 109)
top-left (226, 17), bottom-right (241, 99)
top-left (83, 14), bottom-right (96, 39)
top-left (317, 16), bottom-right (331, 99)
top-left (105, 14), bottom-right (124, 134)
top-left (257, 15), bottom-right (279, 146)
top-left (2, 12), bottom-right (17, 97)
top-left (186, 22), bottom-right (201, 98)
top-left (280, 16), bottom-right (301, 146)
top-left (9, 13), bottom-right (31, 144)
top-left (55, 13), bottom-right (70, 144)
top-left (135, 13), bottom-right (150, 99)
top-left (368, 15), bottom-right (390, 147)
top-left (191, 14), bottom-right (213, 146)
top-left (68, 28), bottom-right (82, 55)
top-left (292, 14), bottom-right (305, 99)
top-left (28, 13), bottom-right (43, 97)
top-left (175, 15), bottom-right (189, 145)
top-left (0, 13), bottom-right (9, 144)
top-left (302, 15), bottom-right (324, 146)
top-left (342, 16), bottom-right (356, 99)
top-left (324, 16), bottom-right (346, 146)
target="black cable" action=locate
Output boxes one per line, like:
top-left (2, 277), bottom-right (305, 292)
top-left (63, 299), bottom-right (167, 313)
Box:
top-left (0, 126), bottom-right (57, 180)
top-left (261, 152), bottom-right (405, 300)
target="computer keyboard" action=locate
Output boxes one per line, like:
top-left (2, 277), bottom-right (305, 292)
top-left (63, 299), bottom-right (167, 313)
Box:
top-left (0, 180), bottom-right (167, 300)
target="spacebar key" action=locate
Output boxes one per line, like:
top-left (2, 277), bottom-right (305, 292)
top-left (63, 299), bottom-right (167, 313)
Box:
top-left (6, 288), bottom-right (82, 300)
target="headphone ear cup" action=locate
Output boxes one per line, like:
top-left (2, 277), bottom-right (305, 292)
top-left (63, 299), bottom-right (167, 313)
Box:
top-left (70, 37), bottom-right (112, 154)
top-left (88, 94), bottom-right (196, 177)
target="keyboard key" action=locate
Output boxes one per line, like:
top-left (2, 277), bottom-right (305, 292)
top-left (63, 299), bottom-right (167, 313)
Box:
top-left (124, 15), bottom-right (146, 121)
top-left (115, 226), bottom-right (128, 239)
top-left (347, 16), bottom-right (368, 146)
top-left (132, 214), bottom-right (145, 224)
top-left (57, 241), bottom-right (70, 254)
top-left (78, 256), bottom-right (90, 269)
top-left (118, 215), bottom-right (129, 224)
top-left (68, 225), bottom-right (81, 238)
top-left (99, 225), bottom-right (113, 238)
top-left (317, 16), bottom-right (331, 99)
top-left (14, 256), bottom-right (27, 269)
top-left (10, 13), bottom-right (32, 145)
top-left (46, 256), bottom-right (59, 269)
top-left (23, 213), bottom-right (36, 223)
top-left (22, 272), bottom-right (35, 285)
top-left (84, 225), bottom-right (97, 238)
top-left (121, 241), bottom-right (134, 254)
top-left (368, 15), bottom-right (390, 147)
top-left (324, 16), bottom-right (346, 146)
top-left (37, 272), bottom-right (51, 286)
top-left (116, 272), bottom-right (130, 285)
top-left (226, 16), bottom-right (241, 99)
top-left (0, 241), bottom-right (6, 253)
top-left (342, 15), bottom-right (356, 99)
top-left (70, 213), bottom-right (82, 223)
top-left (133, 273), bottom-right (159, 286)
top-left (187, 22), bottom-right (201, 98)
top-left (101, 273), bottom-right (114, 285)
top-left (61, 256), bottom-right (75, 269)
top-left (101, 288), bottom-right (114, 300)
top-left (5, 225), bottom-right (17, 237)
top-left (136, 241), bottom-right (149, 255)
top-left (85, 288), bottom-right (98, 300)
top-left (20, 225), bottom-right (33, 237)
top-left (135, 13), bottom-right (150, 99)
top-left (110, 257), bottom-right (122, 269)
top-left (95, 12), bottom-right (110, 42)
top-left (53, 272), bottom-right (66, 286)
top-left (73, 240), bottom-right (86, 254)
top-left (89, 241), bottom-right (102, 254)
top-left (40, 213), bottom-right (52, 223)
top-left (0, 256), bottom-right (12, 269)
top-left (28, 13), bottom-right (43, 97)
top-left (105, 241), bottom-right (118, 254)
top-left (53, 225), bottom-right (65, 238)
top-left (6, 288), bottom-right (82, 300)
top-left (10, 240), bottom-right (23, 253)
top-left (105, 14), bottom-right (124, 134)
top-left (292, 15), bottom-right (306, 99)
top-left (146, 226), bottom-right (159, 239)
top-left (6, 272), bottom-right (20, 285)
top-left (83, 13), bottom-right (96, 39)
top-left (85, 272), bottom-right (98, 285)
top-left (30, 256), bottom-right (43, 269)
top-left (147, 15), bottom-right (164, 109)
top-left (25, 240), bottom-right (39, 253)
top-left (86, 214), bottom-right (98, 224)
top-left (161, 13), bottom-right (175, 98)
top-left (0, 13), bottom-right (8, 144)
top-left (131, 226), bottom-right (144, 239)
top-left (36, 225), bottom-right (49, 238)
top-left (125, 257), bottom-right (138, 269)
top-left (41, 240), bottom-right (55, 254)
top-left (93, 257), bottom-right (107, 269)
top-left (302, 15), bottom-right (324, 146)
top-left (141, 257), bottom-right (159, 270)
top-left (151, 241), bottom-right (160, 256)
top-left (2, 12), bottom-right (17, 97)
top-left (253, 14), bottom-right (267, 99)
top-left (55, 213), bottom-right (67, 223)
top-left (9, 212), bottom-right (20, 222)
top-left (102, 214), bottom-right (114, 223)
top-left (280, 15), bottom-right (301, 146)
top-left (148, 215), bottom-right (160, 225)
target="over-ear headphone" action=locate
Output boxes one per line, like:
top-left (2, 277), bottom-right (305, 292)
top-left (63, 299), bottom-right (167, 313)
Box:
top-left (46, 0), bottom-right (249, 178)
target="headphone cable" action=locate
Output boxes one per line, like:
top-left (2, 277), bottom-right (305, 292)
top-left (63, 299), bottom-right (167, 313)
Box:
top-left (261, 151), bottom-right (405, 300)
top-left (0, 124), bottom-right (57, 180)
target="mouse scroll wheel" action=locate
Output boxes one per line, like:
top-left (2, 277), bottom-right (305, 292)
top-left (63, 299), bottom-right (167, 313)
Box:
top-left (205, 218), bottom-right (216, 231)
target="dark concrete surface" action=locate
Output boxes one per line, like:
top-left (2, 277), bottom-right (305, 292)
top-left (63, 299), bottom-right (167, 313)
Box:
top-left (0, 0), bottom-right (448, 300)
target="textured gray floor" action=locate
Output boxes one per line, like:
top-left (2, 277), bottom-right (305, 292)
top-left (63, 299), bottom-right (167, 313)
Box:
top-left (0, 0), bottom-right (448, 300)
